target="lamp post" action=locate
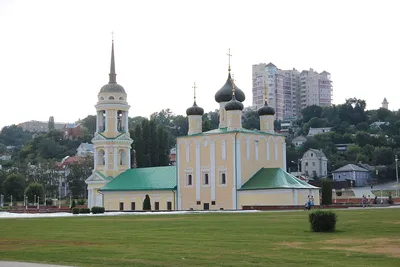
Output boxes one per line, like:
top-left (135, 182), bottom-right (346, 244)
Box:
top-left (396, 155), bottom-right (399, 197)
top-left (291, 159), bottom-right (302, 173)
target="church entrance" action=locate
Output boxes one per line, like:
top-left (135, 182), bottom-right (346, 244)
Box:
top-left (203, 203), bottom-right (209, 210)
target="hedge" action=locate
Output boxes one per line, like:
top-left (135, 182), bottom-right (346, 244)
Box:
top-left (91, 206), bottom-right (105, 214)
top-left (309, 210), bottom-right (337, 232)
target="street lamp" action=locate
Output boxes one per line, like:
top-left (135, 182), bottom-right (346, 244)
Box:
top-left (396, 155), bottom-right (399, 197)
top-left (291, 159), bottom-right (302, 173)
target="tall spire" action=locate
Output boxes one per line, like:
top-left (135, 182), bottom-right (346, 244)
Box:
top-left (109, 33), bottom-right (116, 84)
top-left (227, 48), bottom-right (232, 73)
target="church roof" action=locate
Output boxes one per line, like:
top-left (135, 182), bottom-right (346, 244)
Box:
top-left (177, 127), bottom-right (281, 138)
top-left (100, 166), bottom-right (177, 191)
top-left (239, 168), bottom-right (318, 190)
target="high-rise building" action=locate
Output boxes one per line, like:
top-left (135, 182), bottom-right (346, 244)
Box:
top-left (252, 63), bottom-right (332, 121)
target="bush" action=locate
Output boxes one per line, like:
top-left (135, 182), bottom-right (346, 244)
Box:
top-left (143, 194), bottom-right (151, 210)
top-left (77, 199), bottom-right (86, 205)
top-left (25, 182), bottom-right (45, 204)
top-left (72, 207), bottom-right (80, 214)
top-left (71, 200), bottom-right (76, 209)
top-left (45, 199), bottom-right (53, 206)
top-left (309, 210), bottom-right (337, 232)
top-left (79, 208), bottom-right (91, 214)
top-left (91, 206), bottom-right (105, 214)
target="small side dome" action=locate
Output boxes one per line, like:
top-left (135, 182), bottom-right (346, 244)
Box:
top-left (215, 73), bottom-right (245, 103)
top-left (186, 102), bottom-right (204, 116)
top-left (258, 101), bottom-right (275, 116)
top-left (225, 95), bottom-right (244, 111)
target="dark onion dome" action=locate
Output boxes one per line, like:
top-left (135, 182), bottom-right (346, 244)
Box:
top-left (215, 73), bottom-right (245, 103)
top-left (186, 102), bottom-right (204, 116)
top-left (258, 101), bottom-right (275, 116)
top-left (225, 94), bottom-right (244, 111)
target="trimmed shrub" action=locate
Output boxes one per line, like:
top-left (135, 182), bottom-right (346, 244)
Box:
top-left (45, 199), bottom-right (53, 206)
top-left (309, 210), bottom-right (337, 232)
top-left (72, 207), bottom-right (80, 214)
top-left (321, 178), bottom-right (333, 205)
top-left (91, 206), bottom-right (105, 214)
top-left (143, 194), bottom-right (151, 210)
top-left (79, 208), bottom-right (91, 214)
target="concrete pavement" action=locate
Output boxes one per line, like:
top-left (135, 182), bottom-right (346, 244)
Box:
top-left (0, 262), bottom-right (75, 267)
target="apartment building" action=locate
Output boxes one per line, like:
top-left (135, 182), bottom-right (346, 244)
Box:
top-left (252, 63), bottom-right (332, 121)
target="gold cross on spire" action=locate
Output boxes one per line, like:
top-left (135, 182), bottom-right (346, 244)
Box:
top-left (227, 48), bottom-right (232, 72)
top-left (192, 82), bottom-right (197, 103)
top-left (111, 31), bottom-right (114, 42)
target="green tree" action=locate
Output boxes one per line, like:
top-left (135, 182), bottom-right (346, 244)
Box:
top-left (0, 125), bottom-right (32, 147)
top-left (242, 108), bottom-right (259, 130)
top-left (48, 116), bottom-right (55, 131)
top-left (157, 126), bottom-right (170, 166)
top-left (132, 125), bottom-right (145, 168)
top-left (66, 156), bottom-right (93, 198)
top-left (141, 119), bottom-right (151, 167)
top-left (81, 115), bottom-right (97, 135)
top-left (373, 147), bottom-right (394, 166)
top-left (3, 173), bottom-right (26, 201)
top-left (354, 131), bottom-right (371, 147)
top-left (149, 120), bottom-right (159, 166)
top-left (321, 178), bottom-right (333, 205)
top-left (0, 170), bottom-right (6, 195)
top-left (25, 182), bottom-right (45, 204)
top-left (129, 116), bottom-right (147, 131)
top-left (143, 194), bottom-right (151, 210)
top-left (301, 105), bottom-right (323, 122)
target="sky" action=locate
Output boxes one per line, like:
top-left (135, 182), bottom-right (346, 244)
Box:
top-left (0, 0), bottom-right (399, 129)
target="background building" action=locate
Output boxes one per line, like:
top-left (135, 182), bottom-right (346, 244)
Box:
top-left (252, 63), bottom-right (333, 121)
top-left (301, 148), bottom-right (328, 178)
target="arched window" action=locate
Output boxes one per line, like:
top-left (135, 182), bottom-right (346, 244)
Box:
top-left (108, 96), bottom-right (115, 100)
top-left (100, 97), bottom-right (104, 100)
top-left (119, 96), bottom-right (124, 100)
top-left (97, 149), bottom-right (105, 165)
top-left (119, 150), bottom-right (126, 165)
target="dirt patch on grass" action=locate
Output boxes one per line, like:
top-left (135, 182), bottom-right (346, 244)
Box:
top-left (320, 238), bottom-right (400, 258)
top-left (278, 242), bottom-right (307, 249)
top-left (383, 221), bottom-right (400, 225)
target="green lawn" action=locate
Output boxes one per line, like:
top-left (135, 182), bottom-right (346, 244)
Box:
top-left (0, 209), bottom-right (399, 267)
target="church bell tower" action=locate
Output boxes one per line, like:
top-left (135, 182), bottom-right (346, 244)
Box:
top-left (86, 39), bottom-right (133, 208)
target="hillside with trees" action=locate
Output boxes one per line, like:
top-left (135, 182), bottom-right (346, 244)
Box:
top-left (286, 98), bottom-right (400, 182)
top-left (1, 97), bottom-right (398, 202)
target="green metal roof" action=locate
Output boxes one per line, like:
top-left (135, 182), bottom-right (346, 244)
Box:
top-left (239, 168), bottom-right (318, 190)
top-left (177, 127), bottom-right (281, 138)
top-left (100, 166), bottom-right (177, 191)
